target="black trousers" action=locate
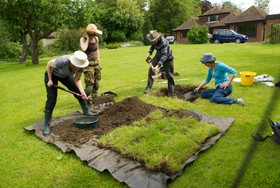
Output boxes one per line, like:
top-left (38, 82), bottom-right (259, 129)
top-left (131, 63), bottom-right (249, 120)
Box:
top-left (44, 72), bottom-right (85, 111)
top-left (146, 58), bottom-right (175, 94)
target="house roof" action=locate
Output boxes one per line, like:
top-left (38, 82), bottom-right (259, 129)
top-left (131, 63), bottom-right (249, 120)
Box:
top-left (266, 14), bottom-right (280, 20)
top-left (200, 6), bottom-right (233, 16)
top-left (228, 6), bottom-right (267, 24)
top-left (211, 12), bottom-right (239, 27)
top-left (173, 17), bottom-right (199, 31)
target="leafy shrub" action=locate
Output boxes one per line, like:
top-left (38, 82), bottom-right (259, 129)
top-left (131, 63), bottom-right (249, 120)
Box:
top-left (128, 31), bottom-right (143, 41)
top-left (41, 42), bottom-right (62, 57)
top-left (0, 40), bottom-right (21, 61)
top-left (53, 28), bottom-right (81, 52)
top-left (108, 30), bottom-right (126, 43)
top-left (269, 24), bottom-right (280, 44)
top-left (0, 21), bottom-right (21, 61)
top-left (106, 43), bottom-right (121, 49)
top-left (187, 26), bottom-right (209, 44)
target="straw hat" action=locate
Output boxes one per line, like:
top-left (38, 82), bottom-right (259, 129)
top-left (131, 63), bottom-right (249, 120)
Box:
top-left (146, 30), bottom-right (161, 42)
top-left (70, 51), bottom-right (89, 68)
top-left (200, 53), bottom-right (216, 63)
top-left (86, 24), bottom-right (103, 35)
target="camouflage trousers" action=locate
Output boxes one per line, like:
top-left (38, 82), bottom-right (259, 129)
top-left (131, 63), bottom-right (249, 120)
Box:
top-left (84, 63), bottom-right (101, 98)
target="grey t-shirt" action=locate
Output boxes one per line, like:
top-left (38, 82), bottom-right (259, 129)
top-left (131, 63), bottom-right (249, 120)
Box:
top-left (52, 55), bottom-right (84, 78)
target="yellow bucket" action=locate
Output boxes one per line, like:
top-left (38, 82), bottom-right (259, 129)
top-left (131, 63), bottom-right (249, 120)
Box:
top-left (240, 71), bottom-right (256, 86)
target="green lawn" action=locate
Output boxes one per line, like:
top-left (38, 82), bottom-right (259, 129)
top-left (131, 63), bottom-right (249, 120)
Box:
top-left (0, 43), bottom-right (280, 187)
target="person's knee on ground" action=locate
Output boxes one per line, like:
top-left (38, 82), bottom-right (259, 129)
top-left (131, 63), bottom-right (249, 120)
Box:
top-left (200, 90), bottom-right (209, 99)
top-left (210, 96), bottom-right (221, 104)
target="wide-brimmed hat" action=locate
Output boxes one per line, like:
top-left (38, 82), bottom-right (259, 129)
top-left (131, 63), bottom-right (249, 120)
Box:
top-left (200, 53), bottom-right (216, 63)
top-left (70, 51), bottom-right (89, 68)
top-left (146, 30), bottom-right (161, 42)
top-left (86, 24), bottom-right (103, 35)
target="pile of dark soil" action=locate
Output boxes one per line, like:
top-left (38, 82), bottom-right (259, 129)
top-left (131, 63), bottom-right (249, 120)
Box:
top-left (91, 94), bottom-right (115, 105)
top-left (52, 97), bottom-right (157, 147)
top-left (51, 96), bottom-right (199, 147)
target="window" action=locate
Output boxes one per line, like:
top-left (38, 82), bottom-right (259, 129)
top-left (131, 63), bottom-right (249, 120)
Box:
top-left (238, 23), bottom-right (256, 37)
top-left (208, 15), bottom-right (219, 22)
top-left (225, 30), bottom-right (233, 36)
top-left (217, 30), bottom-right (225, 35)
top-left (180, 31), bottom-right (187, 38)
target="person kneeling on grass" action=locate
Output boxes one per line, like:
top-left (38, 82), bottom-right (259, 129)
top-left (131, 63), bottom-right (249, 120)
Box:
top-left (194, 53), bottom-right (245, 106)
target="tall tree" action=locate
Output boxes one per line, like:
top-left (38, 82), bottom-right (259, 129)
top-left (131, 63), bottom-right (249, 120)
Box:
top-left (221, 1), bottom-right (238, 10)
top-left (201, 0), bottom-right (213, 14)
top-left (96, 0), bottom-right (144, 43)
top-left (148, 0), bottom-right (201, 35)
top-left (0, 0), bottom-right (96, 64)
top-left (64, 0), bottom-right (97, 29)
top-left (212, 1), bottom-right (241, 13)
top-left (254, 0), bottom-right (270, 13)
top-left (0, 0), bottom-right (68, 64)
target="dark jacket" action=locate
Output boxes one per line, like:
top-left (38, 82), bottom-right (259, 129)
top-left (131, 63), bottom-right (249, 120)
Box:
top-left (148, 37), bottom-right (173, 67)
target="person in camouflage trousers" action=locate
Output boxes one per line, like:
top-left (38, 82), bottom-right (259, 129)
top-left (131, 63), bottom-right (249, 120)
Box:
top-left (80, 23), bottom-right (103, 100)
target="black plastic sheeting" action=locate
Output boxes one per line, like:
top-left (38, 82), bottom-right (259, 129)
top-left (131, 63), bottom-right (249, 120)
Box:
top-left (25, 109), bottom-right (234, 188)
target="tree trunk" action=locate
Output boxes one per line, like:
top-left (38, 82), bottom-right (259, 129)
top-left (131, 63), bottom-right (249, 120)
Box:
top-left (19, 32), bottom-right (29, 64)
top-left (31, 39), bottom-right (39, 65)
top-left (30, 30), bottom-right (40, 65)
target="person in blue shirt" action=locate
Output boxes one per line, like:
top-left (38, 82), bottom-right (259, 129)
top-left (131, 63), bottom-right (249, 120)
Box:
top-left (194, 53), bottom-right (245, 106)
top-left (144, 30), bottom-right (176, 97)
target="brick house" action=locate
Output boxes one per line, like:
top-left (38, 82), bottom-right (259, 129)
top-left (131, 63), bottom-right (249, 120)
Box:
top-left (173, 6), bottom-right (280, 44)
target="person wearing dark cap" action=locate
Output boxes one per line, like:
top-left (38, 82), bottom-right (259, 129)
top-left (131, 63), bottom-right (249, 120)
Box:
top-left (194, 53), bottom-right (245, 106)
top-left (144, 30), bottom-right (176, 97)
top-left (43, 50), bottom-right (93, 136)
top-left (80, 23), bottom-right (103, 100)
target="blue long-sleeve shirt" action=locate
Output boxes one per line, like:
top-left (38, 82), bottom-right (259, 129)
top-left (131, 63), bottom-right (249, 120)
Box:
top-left (148, 37), bottom-right (173, 66)
top-left (205, 62), bottom-right (236, 87)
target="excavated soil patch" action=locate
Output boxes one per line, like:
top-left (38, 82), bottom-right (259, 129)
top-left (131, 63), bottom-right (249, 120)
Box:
top-left (154, 85), bottom-right (201, 102)
top-left (51, 96), bottom-right (198, 147)
top-left (52, 97), bottom-right (157, 146)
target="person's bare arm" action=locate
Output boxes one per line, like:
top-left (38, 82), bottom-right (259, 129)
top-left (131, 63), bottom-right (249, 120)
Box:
top-left (220, 74), bottom-right (235, 89)
top-left (46, 60), bottom-right (56, 87)
top-left (194, 80), bottom-right (208, 92)
top-left (96, 37), bottom-right (100, 62)
top-left (80, 35), bottom-right (89, 51)
top-left (74, 72), bottom-right (88, 99)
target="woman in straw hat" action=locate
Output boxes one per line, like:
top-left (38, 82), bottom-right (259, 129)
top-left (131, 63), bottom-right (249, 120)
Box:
top-left (43, 50), bottom-right (93, 136)
top-left (145, 30), bottom-right (176, 97)
top-left (194, 53), bottom-right (245, 106)
top-left (80, 23), bottom-right (103, 101)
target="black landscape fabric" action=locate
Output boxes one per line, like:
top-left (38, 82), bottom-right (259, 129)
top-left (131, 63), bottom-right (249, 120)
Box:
top-left (25, 101), bottom-right (234, 188)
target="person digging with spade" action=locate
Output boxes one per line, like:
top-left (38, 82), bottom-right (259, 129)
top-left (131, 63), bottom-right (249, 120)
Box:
top-left (194, 53), bottom-right (245, 106)
top-left (43, 50), bottom-right (94, 136)
top-left (144, 30), bottom-right (176, 97)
